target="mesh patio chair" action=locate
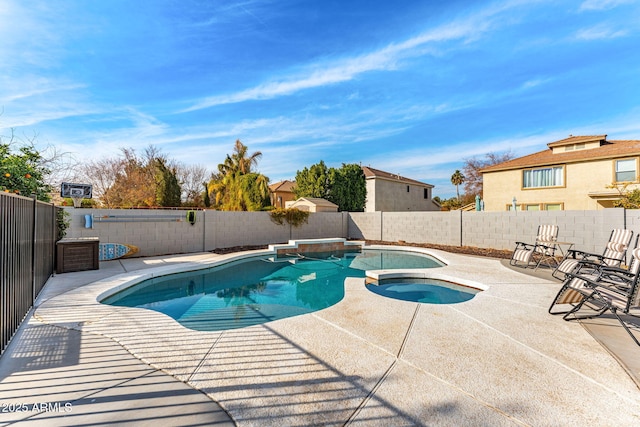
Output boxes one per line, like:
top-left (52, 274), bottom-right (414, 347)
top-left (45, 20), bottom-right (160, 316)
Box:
top-left (550, 246), bottom-right (640, 347)
top-left (551, 229), bottom-right (633, 280)
top-left (510, 224), bottom-right (559, 269)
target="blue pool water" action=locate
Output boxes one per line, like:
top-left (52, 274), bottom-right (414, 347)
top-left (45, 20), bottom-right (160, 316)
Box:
top-left (101, 249), bottom-right (443, 331)
top-left (365, 278), bottom-right (479, 304)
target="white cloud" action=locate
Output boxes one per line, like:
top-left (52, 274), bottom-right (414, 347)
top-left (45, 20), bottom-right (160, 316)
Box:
top-left (180, 1), bottom-right (525, 112)
top-left (521, 77), bottom-right (553, 90)
top-left (579, 0), bottom-right (634, 11)
top-left (575, 25), bottom-right (627, 40)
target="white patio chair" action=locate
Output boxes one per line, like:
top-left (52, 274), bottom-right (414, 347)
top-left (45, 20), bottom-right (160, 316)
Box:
top-left (552, 229), bottom-right (633, 280)
top-left (509, 224), bottom-right (559, 269)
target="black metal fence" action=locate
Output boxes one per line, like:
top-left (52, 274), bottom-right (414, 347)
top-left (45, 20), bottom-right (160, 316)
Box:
top-left (1, 192), bottom-right (56, 355)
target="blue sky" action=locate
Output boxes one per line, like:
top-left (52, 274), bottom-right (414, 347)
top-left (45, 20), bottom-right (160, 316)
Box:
top-left (1, 0), bottom-right (639, 199)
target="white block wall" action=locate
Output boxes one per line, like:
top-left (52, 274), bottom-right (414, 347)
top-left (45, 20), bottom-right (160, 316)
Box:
top-left (205, 211), bottom-right (289, 250)
top-left (65, 207), bottom-right (636, 258)
top-left (65, 208), bottom-right (205, 257)
top-left (291, 212), bottom-right (348, 241)
top-left (348, 212), bottom-right (382, 240)
top-left (461, 209), bottom-right (627, 253)
top-left (65, 209), bottom-right (348, 257)
top-left (380, 211), bottom-right (461, 246)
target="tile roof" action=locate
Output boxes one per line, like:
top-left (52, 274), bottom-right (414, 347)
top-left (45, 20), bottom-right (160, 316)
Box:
top-left (546, 134), bottom-right (607, 147)
top-left (481, 137), bottom-right (640, 173)
top-left (361, 166), bottom-right (433, 187)
top-left (269, 180), bottom-right (296, 192)
top-left (293, 197), bottom-right (338, 207)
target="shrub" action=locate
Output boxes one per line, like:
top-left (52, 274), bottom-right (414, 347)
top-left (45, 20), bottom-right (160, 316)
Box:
top-left (269, 208), bottom-right (309, 227)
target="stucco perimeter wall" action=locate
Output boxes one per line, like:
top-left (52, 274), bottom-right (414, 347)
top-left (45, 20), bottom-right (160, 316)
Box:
top-left (461, 209), bottom-right (626, 252)
top-left (348, 211), bottom-right (461, 246)
top-left (204, 211), bottom-right (289, 250)
top-left (349, 209), bottom-right (630, 253)
top-left (64, 208), bottom-right (206, 257)
top-left (623, 209), bottom-right (640, 242)
top-left (291, 212), bottom-right (348, 241)
top-left (66, 208), bottom-right (638, 257)
top-left (381, 211), bottom-right (460, 246)
top-left (205, 211), bottom-right (348, 249)
top-left (348, 212), bottom-right (383, 240)
top-left (65, 209), bottom-right (348, 257)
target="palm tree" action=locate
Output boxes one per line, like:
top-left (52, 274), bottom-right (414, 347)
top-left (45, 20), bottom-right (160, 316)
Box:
top-left (209, 140), bottom-right (269, 211)
top-left (218, 140), bottom-right (262, 176)
top-left (233, 139), bottom-right (262, 174)
top-left (451, 170), bottom-right (465, 202)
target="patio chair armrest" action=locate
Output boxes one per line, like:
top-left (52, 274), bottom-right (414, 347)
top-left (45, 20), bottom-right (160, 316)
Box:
top-left (572, 259), bottom-right (604, 273)
top-left (514, 241), bottom-right (535, 250)
top-left (585, 276), bottom-right (633, 298)
top-left (566, 249), bottom-right (599, 261)
top-left (599, 254), bottom-right (626, 266)
top-left (598, 266), bottom-right (635, 284)
top-left (565, 271), bottom-right (601, 291)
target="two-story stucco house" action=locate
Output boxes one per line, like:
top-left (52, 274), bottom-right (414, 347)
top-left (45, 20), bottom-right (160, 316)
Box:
top-left (480, 135), bottom-right (640, 211)
top-left (269, 180), bottom-right (296, 208)
top-left (361, 166), bottom-right (440, 212)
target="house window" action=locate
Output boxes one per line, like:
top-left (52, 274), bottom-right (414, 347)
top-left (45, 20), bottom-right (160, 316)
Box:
top-left (523, 166), bottom-right (563, 188)
top-left (523, 204), bottom-right (541, 211)
top-left (406, 185), bottom-right (410, 192)
top-left (543, 203), bottom-right (563, 211)
top-left (615, 158), bottom-right (636, 182)
top-left (423, 188), bottom-right (429, 199)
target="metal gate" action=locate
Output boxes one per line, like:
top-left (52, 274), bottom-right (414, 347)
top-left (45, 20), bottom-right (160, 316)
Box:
top-left (1, 192), bottom-right (56, 355)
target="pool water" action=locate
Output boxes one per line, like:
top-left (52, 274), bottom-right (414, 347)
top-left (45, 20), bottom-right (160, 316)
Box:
top-left (101, 249), bottom-right (443, 331)
top-left (365, 278), bottom-right (480, 304)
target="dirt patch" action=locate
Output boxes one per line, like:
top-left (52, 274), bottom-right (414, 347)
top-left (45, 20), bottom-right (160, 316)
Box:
top-left (211, 245), bottom-right (269, 254)
top-left (363, 240), bottom-right (513, 260)
top-left (211, 241), bottom-right (513, 260)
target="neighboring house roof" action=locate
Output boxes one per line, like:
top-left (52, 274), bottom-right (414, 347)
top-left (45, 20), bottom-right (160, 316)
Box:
top-left (291, 197), bottom-right (338, 208)
top-left (361, 166), bottom-right (434, 188)
top-left (481, 135), bottom-right (640, 173)
top-left (269, 180), bottom-right (296, 192)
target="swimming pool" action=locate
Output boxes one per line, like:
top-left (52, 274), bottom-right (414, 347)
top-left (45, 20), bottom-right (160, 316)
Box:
top-left (101, 249), bottom-right (443, 331)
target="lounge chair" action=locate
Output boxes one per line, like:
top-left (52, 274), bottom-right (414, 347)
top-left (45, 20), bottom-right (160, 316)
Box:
top-left (549, 234), bottom-right (638, 315)
top-left (550, 246), bottom-right (640, 346)
top-left (510, 224), bottom-right (559, 269)
top-left (551, 229), bottom-right (633, 280)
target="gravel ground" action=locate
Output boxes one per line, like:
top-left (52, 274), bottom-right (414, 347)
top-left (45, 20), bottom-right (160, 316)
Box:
top-left (211, 240), bottom-right (513, 260)
top-left (364, 240), bottom-right (513, 259)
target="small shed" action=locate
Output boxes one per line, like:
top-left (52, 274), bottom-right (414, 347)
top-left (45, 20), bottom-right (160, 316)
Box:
top-left (285, 197), bottom-right (338, 212)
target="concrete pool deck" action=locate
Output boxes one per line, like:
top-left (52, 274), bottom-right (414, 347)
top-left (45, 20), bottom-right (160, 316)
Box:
top-left (1, 246), bottom-right (639, 426)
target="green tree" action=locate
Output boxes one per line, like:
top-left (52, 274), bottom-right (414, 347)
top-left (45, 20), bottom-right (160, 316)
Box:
top-left (439, 197), bottom-right (463, 211)
top-left (607, 180), bottom-right (640, 209)
top-left (327, 163), bottom-right (366, 211)
top-left (0, 141), bottom-right (52, 201)
top-left (208, 140), bottom-right (270, 211)
top-left (153, 158), bottom-right (182, 207)
top-left (451, 169), bottom-right (465, 202)
top-left (614, 188), bottom-right (640, 208)
top-left (294, 161), bottom-right (329, 199)
top-left (238, 172), bottom-right (270, 211)
top-left (203, 182), bottom-right (211, 207)
top-left (218, 139), bottom-right (262, 175)
top-left (294, 162), bottom-right (366, 211)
